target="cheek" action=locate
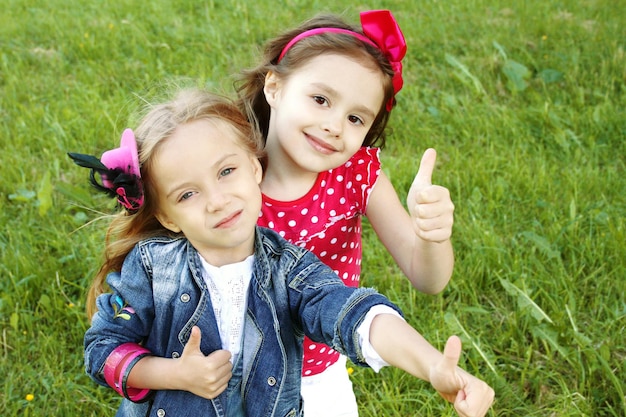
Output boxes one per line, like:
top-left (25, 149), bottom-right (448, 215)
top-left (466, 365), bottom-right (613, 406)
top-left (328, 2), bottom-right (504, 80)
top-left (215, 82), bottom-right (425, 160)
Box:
top-left (346, 131), bottom-right (367, 151)
top-left (247, 189), bottom-right (263, 218)
top-left (277, 104), bottom-right (298, 124)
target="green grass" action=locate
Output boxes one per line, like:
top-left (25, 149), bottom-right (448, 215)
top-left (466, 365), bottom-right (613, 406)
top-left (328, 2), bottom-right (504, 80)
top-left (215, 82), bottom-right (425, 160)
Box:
top-left (1, 0), bottom-right (624, 415)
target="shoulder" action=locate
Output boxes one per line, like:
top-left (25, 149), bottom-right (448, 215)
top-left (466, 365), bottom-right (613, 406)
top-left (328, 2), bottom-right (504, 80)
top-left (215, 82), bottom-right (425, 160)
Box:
top-left (256, 226), bottom-right (306, 257)
top-left (255, 226), bottom-right (342, 290)
top-left (343, 147), bottom-right (381, 179)
top-left (333, 147), bottom-right (382, 204)
top-left (347, 146), bottom-right (381, 165)
top-left (126, 235), bottom-right (192, 269)
top-left (136, 235), bottom-right (189, 252)
top-left (255, 226), bottom-right (322, 270)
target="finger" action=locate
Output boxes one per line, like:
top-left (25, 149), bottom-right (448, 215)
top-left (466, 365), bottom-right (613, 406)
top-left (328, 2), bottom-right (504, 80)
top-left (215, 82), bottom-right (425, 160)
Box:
top-left (415, 224), bottom-right (453, 243)
top-left (414, 186), bottom-right (453, 212)
top-left (415, 184), bottom-right (451, 206)
top-left (453, 369), bottom-right (495, 417)
top-left (205, 376), bottom-right (231, 399)
top-left (184, 326), bottom-right (202, 354)
top-left (206, 351), bottom-right (233, 393)
top-left (455, 388), bottom-right (493, 417)
top-left (197, 371), bottom-right (232, 400)
top-left (208, 349), bottom-right (233, 367)
top-left (208, 352), bottom-right (233, 380)
top-left (413, 148), bottom-right (437, 189)
top-left (441, 335), bottom-right (462, 373)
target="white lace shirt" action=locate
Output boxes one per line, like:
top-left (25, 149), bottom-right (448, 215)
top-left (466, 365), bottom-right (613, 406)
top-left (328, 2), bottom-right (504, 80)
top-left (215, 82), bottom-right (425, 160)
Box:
top-left (199, 254), bottom-right (400, 371)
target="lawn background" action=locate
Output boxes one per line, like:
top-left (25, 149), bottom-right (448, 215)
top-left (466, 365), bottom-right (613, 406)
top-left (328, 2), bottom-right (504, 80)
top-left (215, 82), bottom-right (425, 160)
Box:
top-left (1, 0), bottom-right (625, 415)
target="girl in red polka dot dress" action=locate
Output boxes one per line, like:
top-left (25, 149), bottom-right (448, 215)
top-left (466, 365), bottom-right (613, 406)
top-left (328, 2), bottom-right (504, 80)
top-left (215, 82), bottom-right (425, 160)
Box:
top-left (237, 10), bottom-right (457, 416)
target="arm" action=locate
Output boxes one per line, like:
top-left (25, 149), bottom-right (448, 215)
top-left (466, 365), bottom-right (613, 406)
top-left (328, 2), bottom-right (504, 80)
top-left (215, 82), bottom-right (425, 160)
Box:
top-left (84, 245), bottom-right (232, 401)
top-left (291, 249), bottom-right (492, 416)
top-left (369, 314), bottom-right (494, 417)
top-left (127, 326), bottom-right (232, 400)
top-left (366, 149), bottom-right (454, 293)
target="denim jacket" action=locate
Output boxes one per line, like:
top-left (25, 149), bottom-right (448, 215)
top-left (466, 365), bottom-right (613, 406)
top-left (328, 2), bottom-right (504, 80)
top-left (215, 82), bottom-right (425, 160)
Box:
top-left (84, 226), bottom-right (402, 417)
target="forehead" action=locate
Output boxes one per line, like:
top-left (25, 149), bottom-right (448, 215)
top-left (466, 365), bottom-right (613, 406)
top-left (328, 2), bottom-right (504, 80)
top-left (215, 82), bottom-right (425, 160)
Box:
top-left (169, 118), bottom-right (243, 149)
top-left (152, 119), bottom-right (247, 168)
top-left (294, 53), bottom-right (383, 78)
top-left (289, 54), bottom-right (386, 110)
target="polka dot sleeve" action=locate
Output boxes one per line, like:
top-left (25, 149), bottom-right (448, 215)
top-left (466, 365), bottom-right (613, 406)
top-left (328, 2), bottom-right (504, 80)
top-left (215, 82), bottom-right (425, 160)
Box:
top-left (341, 147), bottom-right (381, 213)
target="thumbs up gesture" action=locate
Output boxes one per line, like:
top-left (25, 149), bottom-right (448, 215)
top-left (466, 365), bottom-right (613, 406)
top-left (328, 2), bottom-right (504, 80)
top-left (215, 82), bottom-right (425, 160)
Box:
top-left (407, 148), bottom-right (455, 243)
top-left (430, 336), bottom-right (495, 417)
top-left (179, 326), bottom-right (233, 399)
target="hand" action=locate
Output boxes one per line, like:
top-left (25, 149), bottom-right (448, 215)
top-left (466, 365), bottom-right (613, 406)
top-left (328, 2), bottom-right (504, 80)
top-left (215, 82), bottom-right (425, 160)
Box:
top-left (179, 326), bottom-right (232, 399)
top-left (430, 336), bottom-right (495, 417)
top-left (407, 148), bottom-right (455, 243)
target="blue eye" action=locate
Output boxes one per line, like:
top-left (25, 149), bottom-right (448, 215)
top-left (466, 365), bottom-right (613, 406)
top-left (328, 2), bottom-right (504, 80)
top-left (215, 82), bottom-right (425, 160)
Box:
top-left (220, 167), bottom-right (234, 177)
top-left (179, 191), bottom-right (194, 201)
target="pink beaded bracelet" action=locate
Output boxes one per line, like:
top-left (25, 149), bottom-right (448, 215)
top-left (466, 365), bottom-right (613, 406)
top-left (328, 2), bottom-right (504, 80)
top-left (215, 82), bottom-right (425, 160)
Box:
top-left (103, 343), bottom-right (152, 402)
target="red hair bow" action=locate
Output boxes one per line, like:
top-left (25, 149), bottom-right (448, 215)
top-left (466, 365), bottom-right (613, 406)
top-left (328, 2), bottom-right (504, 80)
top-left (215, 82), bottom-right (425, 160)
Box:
top-left (360, 10), bottom-right (407, 110)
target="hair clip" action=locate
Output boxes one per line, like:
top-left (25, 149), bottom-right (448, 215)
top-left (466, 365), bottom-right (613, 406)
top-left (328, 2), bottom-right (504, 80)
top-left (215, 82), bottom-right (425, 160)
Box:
top-left (68, 129), bottom-right (144, 212)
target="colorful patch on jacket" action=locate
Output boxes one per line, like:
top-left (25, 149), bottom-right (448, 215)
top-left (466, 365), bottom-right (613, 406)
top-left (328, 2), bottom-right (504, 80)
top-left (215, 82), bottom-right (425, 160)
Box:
top-left (112, 295), bottom-right (135, 320)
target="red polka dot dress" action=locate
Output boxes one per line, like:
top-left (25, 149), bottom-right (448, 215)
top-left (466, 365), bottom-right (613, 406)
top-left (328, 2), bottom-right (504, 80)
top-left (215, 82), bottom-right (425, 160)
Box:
top-left (258, 147), bottom-right (381, 377)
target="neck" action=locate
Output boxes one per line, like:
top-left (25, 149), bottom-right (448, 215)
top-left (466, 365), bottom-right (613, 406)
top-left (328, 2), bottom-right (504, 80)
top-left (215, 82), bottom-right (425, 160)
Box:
top-left (261, 165), bottom-right (318, 201)
top-left (261, 135), bottom-right (319, 201)
top-left (194, 237), bottom-right (256, 268)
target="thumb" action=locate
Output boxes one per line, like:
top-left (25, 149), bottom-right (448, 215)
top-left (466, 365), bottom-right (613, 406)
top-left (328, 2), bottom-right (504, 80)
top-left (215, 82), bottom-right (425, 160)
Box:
top-left (413, 148), bottom-right (437, 189)
top-left (430, 335), bottom-right (465, 403)
top-left (441, 335), bottom-right (462, 373)
top-left (184, 326), bottom-right (203, 354)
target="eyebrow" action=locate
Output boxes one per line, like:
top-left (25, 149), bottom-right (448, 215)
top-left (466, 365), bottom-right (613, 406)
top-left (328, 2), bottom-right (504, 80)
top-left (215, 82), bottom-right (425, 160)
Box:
top-left (310, 82), bottom-right (378, 121)
top-left (164, 153), bottom-right (238, 200)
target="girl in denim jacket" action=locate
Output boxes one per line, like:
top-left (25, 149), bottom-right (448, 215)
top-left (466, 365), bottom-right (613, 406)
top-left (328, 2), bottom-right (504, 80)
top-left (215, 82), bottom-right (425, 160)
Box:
top-left (72, 88), bottom-right (493, 417)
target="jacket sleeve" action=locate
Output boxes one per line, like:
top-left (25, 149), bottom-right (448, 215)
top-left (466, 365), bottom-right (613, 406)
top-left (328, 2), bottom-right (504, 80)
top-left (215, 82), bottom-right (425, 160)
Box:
top-left (84, 245), bottom-right (156, 387)
top-left (287, 249), bottom-right (403, 367)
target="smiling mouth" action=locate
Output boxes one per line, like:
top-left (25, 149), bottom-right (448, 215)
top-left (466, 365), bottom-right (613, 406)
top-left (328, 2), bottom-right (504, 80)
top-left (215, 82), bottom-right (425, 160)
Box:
top-left (305, 133), bottom-right (338, 155)
top-left (215, 210), bottom-right (242, 228)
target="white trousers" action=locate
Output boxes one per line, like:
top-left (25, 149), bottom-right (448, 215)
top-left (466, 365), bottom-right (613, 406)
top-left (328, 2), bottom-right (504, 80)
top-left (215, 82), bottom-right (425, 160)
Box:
top-left (301, 356), bottom-right (359, 417)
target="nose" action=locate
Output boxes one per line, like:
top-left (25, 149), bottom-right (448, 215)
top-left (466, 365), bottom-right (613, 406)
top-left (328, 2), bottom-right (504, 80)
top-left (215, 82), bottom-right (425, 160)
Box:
top-left (322, 111), bottom-right (343, 137)
top-left (205, 187), bottom-right (229, 212)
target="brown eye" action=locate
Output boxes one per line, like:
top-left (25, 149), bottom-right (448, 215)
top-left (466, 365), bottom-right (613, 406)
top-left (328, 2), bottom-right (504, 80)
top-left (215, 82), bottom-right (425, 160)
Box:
top-left (348, 115), bottom-right (364, 125)
top-left (313, 95), bottom-right (328, 106)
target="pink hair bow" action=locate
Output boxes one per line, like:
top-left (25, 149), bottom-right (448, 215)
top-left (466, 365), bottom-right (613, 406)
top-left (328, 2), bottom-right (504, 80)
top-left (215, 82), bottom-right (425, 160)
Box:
top-left (277, 10), bottom-right (407, 112)
top-left (360, 10), bottom-right (407, 110)
top-left (68, 129), bottom-right (144, 212)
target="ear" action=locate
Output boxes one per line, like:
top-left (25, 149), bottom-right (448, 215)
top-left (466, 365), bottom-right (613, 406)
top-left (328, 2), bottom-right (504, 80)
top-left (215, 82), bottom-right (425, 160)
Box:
top-left (250, 156), bottom-right (263, 185)
top-left (155, 211), bottom-right (181, 234)
top-left (263, 71), bottom-right (281, 107)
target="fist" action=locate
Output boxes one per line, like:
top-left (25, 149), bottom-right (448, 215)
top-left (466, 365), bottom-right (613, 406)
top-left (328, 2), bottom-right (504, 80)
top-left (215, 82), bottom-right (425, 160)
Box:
top-left (407, 148), bottom-right (455, 243)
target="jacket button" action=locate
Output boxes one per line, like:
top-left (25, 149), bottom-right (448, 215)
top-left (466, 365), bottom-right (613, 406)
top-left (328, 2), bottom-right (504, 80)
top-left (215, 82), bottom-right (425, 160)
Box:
top-left (267, 376), bottom-right (277, 386)
top-left (172, 351), bottom-right (180, 358)
top-left (157, 409), bottom-right (166, 417)
top-left (180, 294), bottom-right (190, 302)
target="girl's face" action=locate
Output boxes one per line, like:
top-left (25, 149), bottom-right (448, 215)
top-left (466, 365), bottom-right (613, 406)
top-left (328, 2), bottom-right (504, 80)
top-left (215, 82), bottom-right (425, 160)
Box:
top-left (264, 53), bottom-right (385, 174)
top-left (152, 119), bottom-right (263, 266)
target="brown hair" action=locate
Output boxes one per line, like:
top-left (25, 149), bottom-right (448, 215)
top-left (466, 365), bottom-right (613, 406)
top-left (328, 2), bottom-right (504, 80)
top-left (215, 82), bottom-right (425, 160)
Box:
top-left (86, 89), bottom-right (265, 318)
top-left (235, 13), bottom-right (396, 149)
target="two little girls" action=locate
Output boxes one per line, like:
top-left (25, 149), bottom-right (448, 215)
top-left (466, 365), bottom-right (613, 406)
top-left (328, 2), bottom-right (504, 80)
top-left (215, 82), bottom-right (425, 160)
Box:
top-left (74, 88), bottom-right (494, 417)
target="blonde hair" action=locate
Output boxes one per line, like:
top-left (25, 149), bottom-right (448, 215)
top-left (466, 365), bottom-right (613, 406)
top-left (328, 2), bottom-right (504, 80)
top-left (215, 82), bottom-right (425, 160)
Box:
top-left (86, 89), bottom-right (265, 318)
top-left (235, 13), bottom-right (395, 149)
